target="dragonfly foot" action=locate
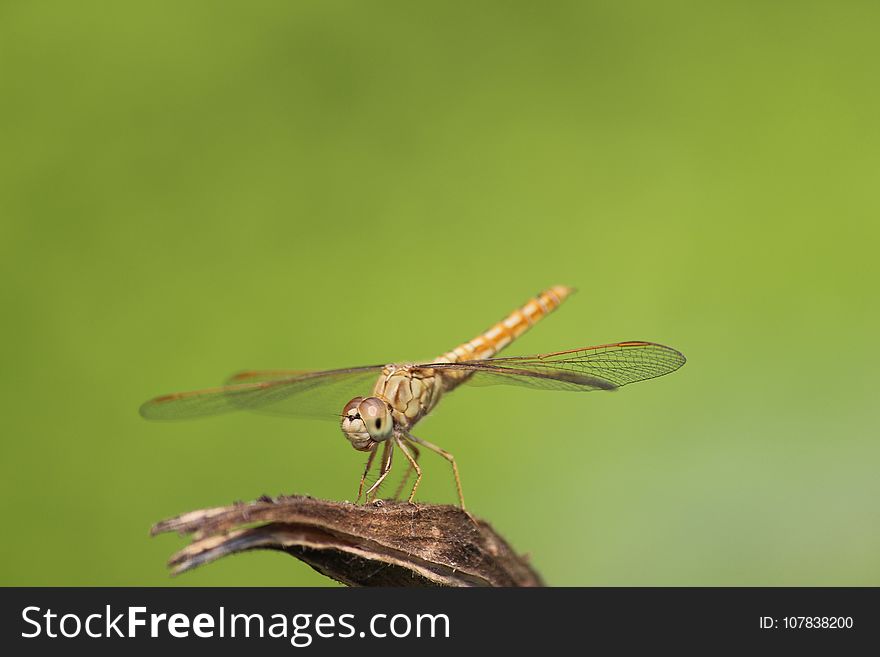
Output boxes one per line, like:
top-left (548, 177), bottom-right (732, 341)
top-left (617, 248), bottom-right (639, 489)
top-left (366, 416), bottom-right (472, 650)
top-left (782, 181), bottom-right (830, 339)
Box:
top-left (463, 509), bottom-right (478, 526)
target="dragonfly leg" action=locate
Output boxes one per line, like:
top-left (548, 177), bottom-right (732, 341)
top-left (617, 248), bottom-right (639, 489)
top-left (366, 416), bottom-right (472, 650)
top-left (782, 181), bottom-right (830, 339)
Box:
top-left (402, 430), bottom-right (466, 511)
top-left (395, 438), bottom-right (422, 504)
top-left (364, 440), bottom-right (394, 501)
top-left (391, 443), bottom-right (420, 501)
top-left (356, 447), bottom-right (378, 503)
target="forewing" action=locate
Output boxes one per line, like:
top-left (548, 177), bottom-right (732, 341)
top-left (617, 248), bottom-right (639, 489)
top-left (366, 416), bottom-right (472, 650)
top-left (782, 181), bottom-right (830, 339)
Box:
top-left (424, 342), bottom-right (686, 391)
top-left (139, 366), bottom-right (384, 421)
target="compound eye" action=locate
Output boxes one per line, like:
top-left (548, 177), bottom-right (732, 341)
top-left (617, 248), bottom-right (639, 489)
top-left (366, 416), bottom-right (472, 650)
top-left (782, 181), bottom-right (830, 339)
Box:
top-left (358, 397), bottom-right (392, 440)
top-left (342, 397), bottom-right (364, 418)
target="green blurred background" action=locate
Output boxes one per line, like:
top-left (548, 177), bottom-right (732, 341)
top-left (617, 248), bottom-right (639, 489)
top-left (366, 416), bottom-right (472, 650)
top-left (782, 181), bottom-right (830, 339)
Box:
top-left (2, 1), bottom-right (878, 586)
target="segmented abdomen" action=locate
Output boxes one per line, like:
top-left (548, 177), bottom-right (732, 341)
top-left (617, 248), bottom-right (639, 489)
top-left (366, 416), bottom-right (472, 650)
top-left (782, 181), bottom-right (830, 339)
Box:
top-left (436, 285), bottom-right (574, 386)
top-left (375, 286), bottom-right (575, 427)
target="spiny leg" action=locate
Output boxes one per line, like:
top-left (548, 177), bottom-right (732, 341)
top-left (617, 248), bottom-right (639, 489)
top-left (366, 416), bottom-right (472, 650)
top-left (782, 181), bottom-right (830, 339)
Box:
top-left (356, 446), bottom-right (378, 503)
top-left (391, 444), bottom-right (420, 501)
top-left (395, 437), bottom-right (422, 503)
top-left (365, 440), bottom-right (394, 501)
top-left (402, 430), bottom-right (466, 511)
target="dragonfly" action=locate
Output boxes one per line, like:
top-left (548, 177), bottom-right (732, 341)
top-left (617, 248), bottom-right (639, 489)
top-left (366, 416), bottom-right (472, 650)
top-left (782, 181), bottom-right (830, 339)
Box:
top-left (139, 285), bottom-right (686, 509)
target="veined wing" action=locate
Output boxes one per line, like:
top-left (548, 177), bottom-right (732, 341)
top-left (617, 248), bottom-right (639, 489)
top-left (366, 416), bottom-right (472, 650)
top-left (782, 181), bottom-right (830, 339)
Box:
top-left (139, 366), bottom-right (385, 421)
top-left (422, 341), bottom-right (685, 391)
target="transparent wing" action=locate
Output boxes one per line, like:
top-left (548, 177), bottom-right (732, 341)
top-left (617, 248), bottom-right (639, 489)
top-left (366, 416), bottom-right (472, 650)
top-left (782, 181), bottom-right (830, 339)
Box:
top-left (139, 366), bottom-right (385, 421)
top-left (224, 369), bottom-right (312, 385)
top-left (422, 342), bottom-right (686, 391)
top-left (140, 343), bottom-right (684, 420)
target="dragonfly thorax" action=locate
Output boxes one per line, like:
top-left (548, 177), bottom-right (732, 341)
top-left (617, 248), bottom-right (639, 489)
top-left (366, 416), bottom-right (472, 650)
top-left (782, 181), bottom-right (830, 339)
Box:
top-left (341, 396), bottom-right (394, 451)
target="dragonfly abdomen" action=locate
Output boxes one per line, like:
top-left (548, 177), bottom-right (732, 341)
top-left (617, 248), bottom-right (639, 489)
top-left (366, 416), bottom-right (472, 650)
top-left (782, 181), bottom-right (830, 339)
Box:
top-left (436, 285), bottom-right (574, 385)
top-left (370, 286), bottom-right (576, 427)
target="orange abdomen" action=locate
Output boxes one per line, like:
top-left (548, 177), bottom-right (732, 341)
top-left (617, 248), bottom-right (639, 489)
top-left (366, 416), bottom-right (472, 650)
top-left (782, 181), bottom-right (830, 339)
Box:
top-left (438, 285), bottom-right (575, 364)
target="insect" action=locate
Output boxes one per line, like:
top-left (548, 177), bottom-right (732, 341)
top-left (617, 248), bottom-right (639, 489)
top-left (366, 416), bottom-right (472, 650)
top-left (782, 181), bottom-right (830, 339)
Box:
top-left (139, 286), bottom-right (685, 509)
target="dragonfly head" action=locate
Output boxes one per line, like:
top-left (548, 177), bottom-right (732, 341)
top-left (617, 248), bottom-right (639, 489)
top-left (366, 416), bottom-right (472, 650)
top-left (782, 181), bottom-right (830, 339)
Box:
top-left (341, 396), bottom-right (394, 451)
